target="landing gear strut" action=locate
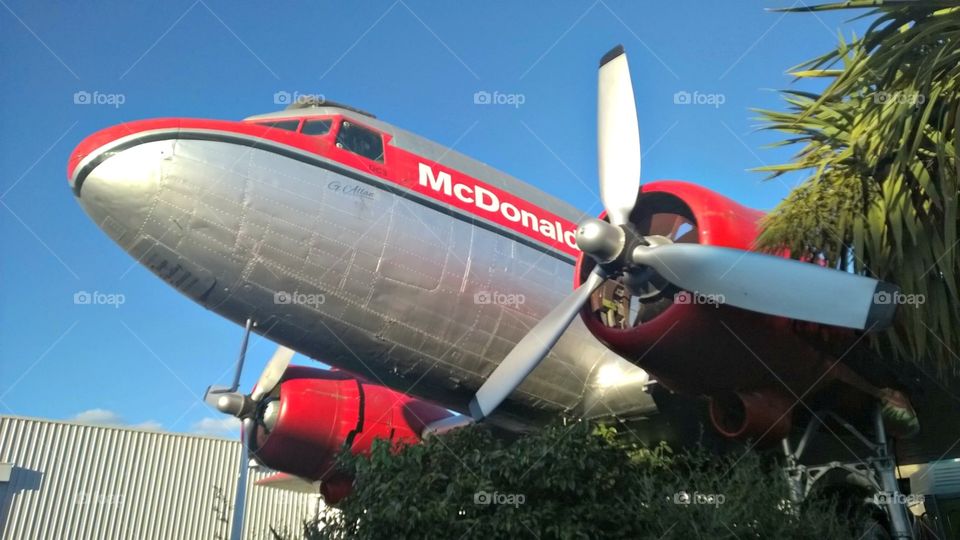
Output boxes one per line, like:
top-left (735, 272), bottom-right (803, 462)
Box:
top-left (781, 406), bottom-right (914, 539)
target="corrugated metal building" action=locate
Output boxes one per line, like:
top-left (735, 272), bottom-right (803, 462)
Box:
top-left (0, 415), bottom-right (322, 540)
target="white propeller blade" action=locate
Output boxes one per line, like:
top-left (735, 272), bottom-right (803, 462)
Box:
top-left (251, 345), bottom-right (296, 402)
top-left (469, 45), bottom-right (646, 421)
top-left (597, 45), bottom-right (641, 226)
top-left (632, 243), bottom-right (897, 330)
top-left (242, 417), bottom-right (255, 446)
top-left (469, 270), bottom-right (606, 420)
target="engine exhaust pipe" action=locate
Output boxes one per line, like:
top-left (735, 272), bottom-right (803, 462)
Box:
top-left (708, 389), bottom-right (793, 444)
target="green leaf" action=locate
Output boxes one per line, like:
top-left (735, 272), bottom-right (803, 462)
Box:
top-left (757, 0), bottom-right (960, 378)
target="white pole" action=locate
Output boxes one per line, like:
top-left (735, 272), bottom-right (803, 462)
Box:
top-left (229, 444), bottom-right (249, 540)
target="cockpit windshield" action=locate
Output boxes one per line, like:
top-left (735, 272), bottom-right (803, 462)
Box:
top-left (254, 120), bottom-right (300, 131)
top-left (248, 116), bottom-right (383, 162)
top-left (301, 118), bottom-right (332, 136)
top-left (335, 120), bottom-right (384, 162)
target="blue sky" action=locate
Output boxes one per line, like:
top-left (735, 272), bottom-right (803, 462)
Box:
top-left (0, 1), bottom-right (867, 438)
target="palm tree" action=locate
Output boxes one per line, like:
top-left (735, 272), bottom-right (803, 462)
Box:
top-left (755, 1), bottom-right (960, 379)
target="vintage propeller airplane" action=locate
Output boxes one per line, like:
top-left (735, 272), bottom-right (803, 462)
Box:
top-left (69, 45), bottom-right (955, 536)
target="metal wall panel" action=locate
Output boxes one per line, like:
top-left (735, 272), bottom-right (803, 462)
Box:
top-left (243, 468), bottom-right (320, 540)
top-left (0, 416), bottom-right (320, 540)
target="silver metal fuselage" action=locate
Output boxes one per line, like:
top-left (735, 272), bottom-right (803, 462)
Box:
top-left (71, 107), bottom-right (655, 430)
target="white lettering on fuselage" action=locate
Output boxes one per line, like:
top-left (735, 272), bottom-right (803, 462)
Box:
top-left (418, 163), bottom-right (578, 251)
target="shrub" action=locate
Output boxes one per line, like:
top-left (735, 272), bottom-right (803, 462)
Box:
top-left (305, 422), bottom-right (857, 539)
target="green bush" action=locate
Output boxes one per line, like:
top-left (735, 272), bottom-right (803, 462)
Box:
top-left (304, 423), bottom-right (859, 539)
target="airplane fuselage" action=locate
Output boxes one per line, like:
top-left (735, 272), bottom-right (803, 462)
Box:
top-left (69, 105), bottom-right (656, 430)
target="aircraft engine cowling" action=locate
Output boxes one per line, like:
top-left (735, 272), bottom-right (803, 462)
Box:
top-left (708, 390), bottom-right (793, 444)
top-left (246, 366), bottom-right (452, 503)
top-left (575, 181), bottom-right (839, 443)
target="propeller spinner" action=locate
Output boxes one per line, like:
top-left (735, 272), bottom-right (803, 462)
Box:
top-left (207, 344), bottom-right (296, 445)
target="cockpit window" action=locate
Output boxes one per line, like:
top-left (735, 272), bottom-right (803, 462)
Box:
top-left (301, 119), bottom-right (333, 136)
top-left (336, 120), bottom-right (384, 162)
top-left (256, 120), bottom-right (300, 131)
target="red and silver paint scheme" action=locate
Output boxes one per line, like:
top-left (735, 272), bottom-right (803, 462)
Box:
top-left (67, 102), bottom-right (656, 453)
top-left (66, 95), bottom-right (906, 474)
top-left (67, 47), bottom-right (938, 539)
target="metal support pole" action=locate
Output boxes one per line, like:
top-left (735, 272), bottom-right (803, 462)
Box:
top-left (873, 406), bottom-right (913, 539)
top-left (229, 444), bottom-right (250, 540)
top-left (781, 438), bottom-right (804, 507)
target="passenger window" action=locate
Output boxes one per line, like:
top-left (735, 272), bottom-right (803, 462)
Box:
top-left (336, 121), bottom-right (384, 162)
top-left (302, 119), bottom-right (332, 136)
top-left (256, 120), bottom-right (300, 131)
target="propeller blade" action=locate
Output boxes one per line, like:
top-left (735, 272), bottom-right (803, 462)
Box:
top-left (469, 270), bottom-right (606, 420)
top-left (631, 243), bottom-right (898, 330)
top-left (242, 417), bottom-right (255, 450)
top-left (597, 45), bottom-right (641, 227)
top-left (250, 345), bottom-right (296, 402)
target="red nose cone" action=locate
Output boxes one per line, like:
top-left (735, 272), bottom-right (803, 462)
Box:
top-left (67, 124), bottom-right (121, 186)
top-left (67, 119), bottom-right (183, 191)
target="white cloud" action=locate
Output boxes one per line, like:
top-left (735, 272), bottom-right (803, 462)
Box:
top-left (191, 416), bottom-right (241, 438)
top-left (73, 408), bottom-right (123, 424)
top-left (135, 420), bottom-right (164, 431)
top-left (71, 408), bottom-right (162, 431)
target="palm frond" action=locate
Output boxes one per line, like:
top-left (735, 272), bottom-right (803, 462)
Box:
top-left (757, 1), bottom-right (960, 379)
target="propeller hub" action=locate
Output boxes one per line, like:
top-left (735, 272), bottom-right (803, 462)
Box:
top-left (216, 392), bottom-right (253, 418)
top-left (575, 218), bottom-right (625, 263)
top-left (262, 400), bottom-right (280, 432)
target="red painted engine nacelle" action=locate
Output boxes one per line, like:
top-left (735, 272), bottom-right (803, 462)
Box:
top-left (247, 366), bottom-right (452, 503)
top-left (575, 181), bottom-right (850, 444)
